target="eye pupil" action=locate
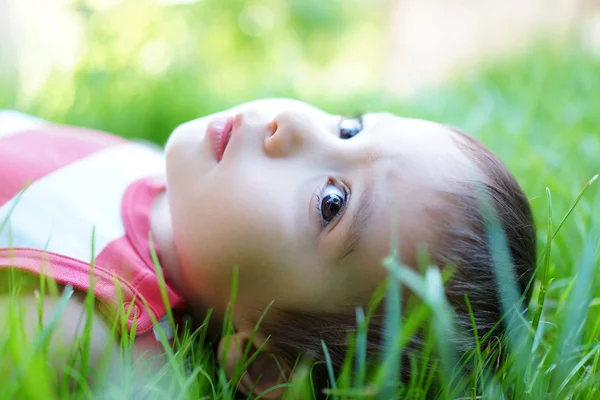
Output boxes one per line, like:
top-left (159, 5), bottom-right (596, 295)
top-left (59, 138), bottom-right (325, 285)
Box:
top-left (340, 127), bottom-right (357, 139)
top-left (321, 194), bottom-right (343, 222)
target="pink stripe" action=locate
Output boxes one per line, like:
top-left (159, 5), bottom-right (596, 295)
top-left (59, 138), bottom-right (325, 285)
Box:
top-left (0, 248), bottom-right (154, 335)
top-left (0, 126), bottom-right (125, 207)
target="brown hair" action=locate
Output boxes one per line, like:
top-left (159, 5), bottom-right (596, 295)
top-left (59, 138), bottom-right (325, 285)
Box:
top-left (262, 128), bottom-right (536, 395)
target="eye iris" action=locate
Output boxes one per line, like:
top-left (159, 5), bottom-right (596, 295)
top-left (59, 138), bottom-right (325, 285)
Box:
top-left (321, 194), bottom-right (344, 222)
top-left (339, 117), bottom-right (363, 139)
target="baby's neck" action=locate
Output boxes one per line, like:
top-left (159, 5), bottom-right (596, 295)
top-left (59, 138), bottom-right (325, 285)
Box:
top-left (149, 191), bottom-right (217, 331)
top-left (149, 191), bottom-right (187, 298)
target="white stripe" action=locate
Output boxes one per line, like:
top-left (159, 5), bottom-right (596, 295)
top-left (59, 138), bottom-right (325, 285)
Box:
top-left (0, 110), bottom-right (46, 137)
top-left (0, 143), bottom-right (165, 262)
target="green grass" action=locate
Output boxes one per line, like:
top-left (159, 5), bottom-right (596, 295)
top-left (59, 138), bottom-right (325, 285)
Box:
top-left (1, 41), bottom-right (600, 399)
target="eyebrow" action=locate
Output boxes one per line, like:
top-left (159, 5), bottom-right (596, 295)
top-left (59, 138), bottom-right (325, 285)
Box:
top-left (337, 178), bottom-right (374, 263)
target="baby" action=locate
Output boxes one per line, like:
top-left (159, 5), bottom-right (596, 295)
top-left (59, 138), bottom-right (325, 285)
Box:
top-left (0, 98), bottom-right (536, 397)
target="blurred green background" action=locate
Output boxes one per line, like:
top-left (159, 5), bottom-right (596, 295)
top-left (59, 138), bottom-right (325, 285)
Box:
top-left (1, 0), bottom-right (388, 142)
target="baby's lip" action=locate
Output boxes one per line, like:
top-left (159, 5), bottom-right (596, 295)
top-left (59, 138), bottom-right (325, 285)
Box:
top-left (207, 116), bottom-right (234, 162)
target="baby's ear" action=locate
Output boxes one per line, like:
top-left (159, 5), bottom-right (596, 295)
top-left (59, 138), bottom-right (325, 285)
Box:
top-left (217, 330), bottom-right (291, 399)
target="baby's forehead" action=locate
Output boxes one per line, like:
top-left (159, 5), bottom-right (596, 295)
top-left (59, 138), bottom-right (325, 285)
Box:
top-left (364, 113), bottom-right (467, 150)
top-left (361, 115), bottom-right (478, 192)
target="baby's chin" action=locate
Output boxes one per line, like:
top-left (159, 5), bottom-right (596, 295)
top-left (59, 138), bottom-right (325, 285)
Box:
top-left (165, 118), bottom-right (211, 175)
top-left (166, 118), bottom-right (207, 152)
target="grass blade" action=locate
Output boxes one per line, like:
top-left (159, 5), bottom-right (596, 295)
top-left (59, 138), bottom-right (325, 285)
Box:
top-left (532, 187), bottom-right (552, 331)
top-left (321, 340), bottom-right (339, 400)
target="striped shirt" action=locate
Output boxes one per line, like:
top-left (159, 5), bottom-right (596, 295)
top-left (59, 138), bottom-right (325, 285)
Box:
top-left (0, 110), bottom-right (185, 336)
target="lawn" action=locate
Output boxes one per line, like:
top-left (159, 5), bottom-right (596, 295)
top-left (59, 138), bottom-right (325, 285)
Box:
top-left (1, 40), bottom-right (600, 399)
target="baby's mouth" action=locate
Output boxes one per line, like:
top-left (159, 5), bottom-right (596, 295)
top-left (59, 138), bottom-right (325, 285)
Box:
top-left (207, 116), bottom-right (234, 162)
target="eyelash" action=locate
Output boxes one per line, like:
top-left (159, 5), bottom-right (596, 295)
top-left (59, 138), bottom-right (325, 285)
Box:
top-left (313, 178), bottom-right (350, 230)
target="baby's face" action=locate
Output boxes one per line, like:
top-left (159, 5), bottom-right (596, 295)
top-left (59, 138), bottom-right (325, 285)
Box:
top-left (165, 99), bottom-right (475, 325)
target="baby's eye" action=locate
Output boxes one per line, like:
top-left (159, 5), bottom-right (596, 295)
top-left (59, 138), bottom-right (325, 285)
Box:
top-left (339, 116), bottom-right (363, 139)
top-left (320, 181), bottom-right (348, 226)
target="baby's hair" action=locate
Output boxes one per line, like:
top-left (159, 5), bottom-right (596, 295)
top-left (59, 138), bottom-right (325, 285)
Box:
top-left (261, 128), bottom-right (536, 394)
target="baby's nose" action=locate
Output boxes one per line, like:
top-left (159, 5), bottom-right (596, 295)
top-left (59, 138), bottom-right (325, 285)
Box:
top-left (230, 109), bottom-right (277, 145)
top-left (232, 108), bottom-right (270, 129)
top-left (263, 111), bottom-right (311, 158)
